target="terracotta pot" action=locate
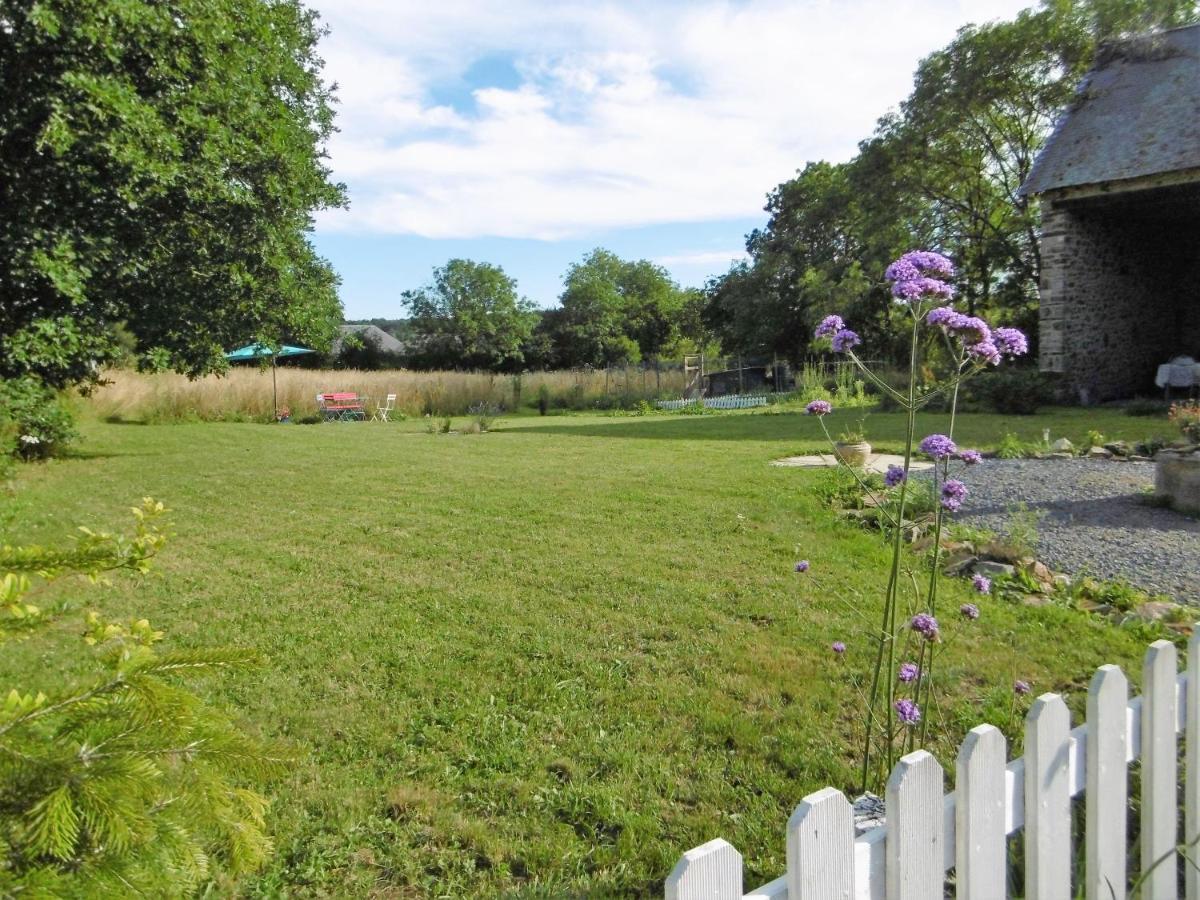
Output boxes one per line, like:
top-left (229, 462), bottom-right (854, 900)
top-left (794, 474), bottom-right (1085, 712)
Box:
top-left (834, 440), bottom-right (872, 467)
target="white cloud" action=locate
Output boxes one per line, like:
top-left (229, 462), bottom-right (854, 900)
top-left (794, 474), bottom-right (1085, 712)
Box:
top-left (312, 0), bottom-right (1034, 240)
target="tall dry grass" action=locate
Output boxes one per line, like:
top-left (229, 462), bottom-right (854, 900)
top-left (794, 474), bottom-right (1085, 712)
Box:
top-left (88, 366), bottom-right (690, 422)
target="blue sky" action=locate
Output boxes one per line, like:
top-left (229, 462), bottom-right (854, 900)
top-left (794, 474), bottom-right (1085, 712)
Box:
top-left (309, 0), bottom-right (1033, 317)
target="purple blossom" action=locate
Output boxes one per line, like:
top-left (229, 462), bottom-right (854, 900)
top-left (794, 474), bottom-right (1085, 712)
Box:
top-left (957, 449), bottom-right (982, 466)
top-left (814, 315), bottom-right (845, 339)
top-left (884, 464), bottom-right (906, 488)
top-left (898, 662), bottom-right (920, 683)
top-left (910, 613), bottom-right (940, 641)
top-left (795, 560), bottom-right (810, 573)
top-left (831, 329), bottom-right (861, 353)
top-left (926, 306), bottom-right (960, 328)
top-left (1014, 680), bottom-right (1032, 696)
top-left (806, 400), bottom-right (832, 416)
top-left (950, 316), bottom-right (992, 345)
top-left (885, 251), bottom-right (956, 282)
top-left (919, 434), bottom-right (958, 459)
top-left (891, 276), bottom-right (955, 303)
top-left (994, 327), bottom-right (1029, 358)
top-left (941, 479), bottom-right (968, 512)
top-left (972, 574), bottom-right (991, 595)
top-left (894, 698), bottom-right (922, 726)
top-left (960, 602), bottom-right (980, 620)
top-left (832, 641), bottom-right (846, 655)
top-left (968, 340), bottom-right (1002, 366)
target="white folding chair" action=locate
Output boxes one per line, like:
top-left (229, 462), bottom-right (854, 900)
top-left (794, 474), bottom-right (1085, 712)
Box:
top-left (373, 393), bottom-right (396, 422)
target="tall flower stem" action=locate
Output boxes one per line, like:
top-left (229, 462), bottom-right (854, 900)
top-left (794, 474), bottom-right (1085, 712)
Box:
top-left (858, 313), bottom-right (920, 790)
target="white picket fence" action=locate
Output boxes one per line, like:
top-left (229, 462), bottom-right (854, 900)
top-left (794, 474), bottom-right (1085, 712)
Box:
top-left (667, 633), bottom-right (1199, 900)
top-left (656, 395), bottom-right (770, 411)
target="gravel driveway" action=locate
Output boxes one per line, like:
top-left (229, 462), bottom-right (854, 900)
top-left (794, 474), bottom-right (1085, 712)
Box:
top-left (939, 459), bottom-right (1200, 603)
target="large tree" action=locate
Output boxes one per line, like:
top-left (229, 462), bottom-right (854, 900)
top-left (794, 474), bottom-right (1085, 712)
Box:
top-left (0, 0), bottom-right (345, 388)
top-left (402, 259), bottom-right (537, 371)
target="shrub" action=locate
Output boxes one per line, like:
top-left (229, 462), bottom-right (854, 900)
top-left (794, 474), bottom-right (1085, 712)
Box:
top-left (1124, 398), bottom-right (1168, 417)
top-left (0, 378), bottom-right (79, 460)
top-left (0, 501), bottom-right (286, 895)
top-left (965, 368), bottom-right (1056, 415)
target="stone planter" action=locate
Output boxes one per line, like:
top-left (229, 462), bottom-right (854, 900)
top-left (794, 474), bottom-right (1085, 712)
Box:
top-left (1155, 449), bottom-right (1200, 516)
top-left (834, 440), bottom-right (872, 467)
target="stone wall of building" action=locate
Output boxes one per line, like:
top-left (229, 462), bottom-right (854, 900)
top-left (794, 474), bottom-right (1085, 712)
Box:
top-left (1038, 192), bottom-right (1200, 402)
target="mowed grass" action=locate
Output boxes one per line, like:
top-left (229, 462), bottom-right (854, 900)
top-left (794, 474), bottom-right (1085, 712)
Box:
top-left (1, 407), bottom-right (1170, 896)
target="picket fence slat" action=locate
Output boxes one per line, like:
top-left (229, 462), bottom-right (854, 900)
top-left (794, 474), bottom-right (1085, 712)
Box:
top-left (786, 787), bottom-right (853, 899)
top-left (1086, 665), bottom-right (1128, 900)
top-left (885, 751), bottom-right (943, 900)
top-left (665, 838), bottom-right (743, 900)
top-left (1026, 694), bottom-right (1072, 900)
top-left (1143, 640), bottom-right (1179, 900)
top-left (1188, 631), bottom-right (1200, 900)
top-left (956, 725), bottom-right (1007, 899)
top-left (667, 637), bottom-right (1195, 900)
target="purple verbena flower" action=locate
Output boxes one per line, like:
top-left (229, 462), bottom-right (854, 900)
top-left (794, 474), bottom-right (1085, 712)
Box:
top-left (960, 602), bottom-right (980, 620)
top-left (926, 306), bottom-right (960, 328)
top-left (891, 276), bottom-right (955, 303)
top-left (941, 479), bottom-right (968, 512)
top-left (814, 315), bottom-right (845, 339)
top-left (894, 698), bottom-right (922, 726)
top-left (1014, 680), bottom-right (1032, 696)
top-left (949, 316), bottom-right (992, 345)
top-left (885, 251), bottom-right (955, 282)
top-left (832, 641), bottom-right (846, 655)
top-left (795, 560), bottom-right (810, 573)
top-left (884, 464), bottom-right (906, 488)
top-left (971, 574), bottom-right (991, 594)
top-left (969, 340), bottom-right (1002, 366)
top-left (898, 662), bottom-right (920, 683)
top-left (910, 613), bottom-right (940, 641)
top-left (806, 400), bottom-right (832, 416)
top-left (919, 434), bottom-right (958, 459)
top-left (957, 449), bottom-right (982, 466)
top-left (831, 329), bottom-right (861, 353)
top-left (994, 327), bottom-right (1029, 358)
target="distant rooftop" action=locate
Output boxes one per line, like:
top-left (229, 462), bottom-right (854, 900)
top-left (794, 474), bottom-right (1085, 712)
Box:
top-left (1021, 23), bottom-right (1200, 196)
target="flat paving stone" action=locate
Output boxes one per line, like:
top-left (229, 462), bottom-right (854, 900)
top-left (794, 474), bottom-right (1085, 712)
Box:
top-left (772, 453), bottom-right (935, 475)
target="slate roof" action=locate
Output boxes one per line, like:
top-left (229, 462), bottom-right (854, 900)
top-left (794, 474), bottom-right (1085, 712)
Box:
top-left (1021, 23), bottom-right (1200, 195)
top-left (333, 324), bottom-right (406, 355)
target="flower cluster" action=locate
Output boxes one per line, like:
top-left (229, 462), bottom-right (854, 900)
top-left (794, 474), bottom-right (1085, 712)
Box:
top-left (940, 479), bottom-right (968, 512)
top-left (957, 449), bottom-right (982, 465)
top-left (959, 602), bottom-right (980, 620)
top-left (831, 329), bottom-right (860, 353)
top-left (910, 613), bottom-right (940, 641)
top-left (971, 574), bottom-right (991, 594)
top-left (806, 400), bottom-right (832, 416)
top-left (832, 641), bottom-right (846, 655)
top-left (795, 560), bottom-right (810, 573)
top-left (884, 464), bottom-right (906, 488)
top-left (925, 306), bottom-right (1028, 366)
top-left (919, 434), bottom-right (957, 459)
top-left (894, 698), bottom-right (921, 726)
top-left (885, 251), bottom-right (956, 305)
top-left (814, 315), bottom-right (844, 338)
top-left (898, 662), bottom-right (920, 683)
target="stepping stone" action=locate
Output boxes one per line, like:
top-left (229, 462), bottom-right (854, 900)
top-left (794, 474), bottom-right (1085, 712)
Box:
top-left (770, 452), bottom-right (935, 475)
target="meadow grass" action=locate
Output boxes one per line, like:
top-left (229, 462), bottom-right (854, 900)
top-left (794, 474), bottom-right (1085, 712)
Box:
top-left (88, 366), bottom-right (690, 422)
top-left (1, 407), bottom-right (1175, 896)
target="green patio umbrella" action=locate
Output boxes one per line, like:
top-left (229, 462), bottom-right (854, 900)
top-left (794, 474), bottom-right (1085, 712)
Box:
top-left (224, 343), bottom-right (315, 419)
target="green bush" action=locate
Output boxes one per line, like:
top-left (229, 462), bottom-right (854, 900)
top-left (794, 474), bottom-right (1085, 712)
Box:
top-left (0, 501), bottom-right (286, 896)
top-left (0, 378), bottom-right (79, 461)
top-left (966, 369), bottom-right (1056, 415)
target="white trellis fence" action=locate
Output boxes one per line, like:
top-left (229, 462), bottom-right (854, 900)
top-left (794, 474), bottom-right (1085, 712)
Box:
top-left (656, 395), bottom-right (769, 411)
top-left (667, 633), bottom-right (1199, 900)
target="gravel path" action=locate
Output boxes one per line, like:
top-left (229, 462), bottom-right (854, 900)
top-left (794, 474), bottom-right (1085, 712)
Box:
top-left (938, 459), bottom-right (1200, 603)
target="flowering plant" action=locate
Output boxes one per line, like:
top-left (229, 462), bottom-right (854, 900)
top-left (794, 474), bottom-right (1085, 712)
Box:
top-left (807, 251), bottom-right (1028, 790)
top-left (1168, 401), bottom-right (1200, 444)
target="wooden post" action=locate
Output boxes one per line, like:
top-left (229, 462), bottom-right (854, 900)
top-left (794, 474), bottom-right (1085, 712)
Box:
top-left (665, 839), bottom-right (743, 900)
top-left (1142, 640), bottom-right (1179, 900)
top-left (1086, 665), bottom-right (1128, 900)
top-left (1025, 694), bottom-right (1071, 900)
top-left (886, 750), bottom-right (944, 899)
top-left (956, 724), bottom-right (1007, 898)
top-left (1188, 629), bottom-right (1200, 900)
top-left (787, 787), bottom-right (854, 899)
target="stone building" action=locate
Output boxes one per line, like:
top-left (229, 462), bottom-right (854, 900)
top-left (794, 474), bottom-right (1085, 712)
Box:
top-left (1020, 24), bottom-right (1200, 402)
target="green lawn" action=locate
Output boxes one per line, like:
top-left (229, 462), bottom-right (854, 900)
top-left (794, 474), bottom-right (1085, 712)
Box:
top-left (2, 407), bottom-right (1173, 896)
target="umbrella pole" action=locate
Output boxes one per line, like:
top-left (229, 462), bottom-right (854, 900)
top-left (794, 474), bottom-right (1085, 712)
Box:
top-left (272, 356), bottom-right (278, 421)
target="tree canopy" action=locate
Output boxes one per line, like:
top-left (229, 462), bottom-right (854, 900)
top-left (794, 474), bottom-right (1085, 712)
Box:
top-left (0, 0), bottom-right (345, 388)
top-left (402, 260), bottom-right (537, 372)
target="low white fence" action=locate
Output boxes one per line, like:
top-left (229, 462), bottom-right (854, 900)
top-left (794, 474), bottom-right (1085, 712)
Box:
top-left (656, 395), bottom-right (769, 411)
top-left (667, 633), bottom-right (1198, 899)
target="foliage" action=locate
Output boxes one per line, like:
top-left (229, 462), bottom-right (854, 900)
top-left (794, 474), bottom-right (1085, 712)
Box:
top-left (965, 368), bottom-right (1058, 414)
top-left (402, 260), bottom-right (538, 372)
top-left (1124, 398), bottom-right (1170, 417)
top-left (0, 377), bottom-right (79, 460)
top-left (1168, 400), bottom-right (1200, 443)
top-left (996, 431), bottom-right (1033, 459)
top-left (1000, 502), bottom-right (1046, 559)
top-left (467, 402), bottom-right (501, 433)
top-left (0, 0), bottom-right (345, 389)
top-left (0, 500), bottom-right (285, 896)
